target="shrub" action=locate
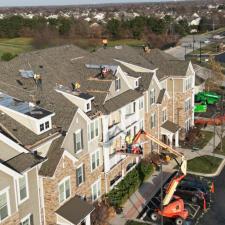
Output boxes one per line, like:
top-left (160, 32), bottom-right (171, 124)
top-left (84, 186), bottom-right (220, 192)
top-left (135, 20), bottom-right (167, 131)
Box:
top-left (106, 160), bottom-right (154, 208)
top-left (1, 52), bottom-right (16, 61)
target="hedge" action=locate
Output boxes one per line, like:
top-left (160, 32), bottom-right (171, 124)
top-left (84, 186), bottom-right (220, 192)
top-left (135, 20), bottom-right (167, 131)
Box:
top-left (106, 160), bottom-right (154, 208)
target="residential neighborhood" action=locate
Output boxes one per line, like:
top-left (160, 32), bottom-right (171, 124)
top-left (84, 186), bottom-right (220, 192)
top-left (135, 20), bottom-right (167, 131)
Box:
top-left (0, 1), bottom-right (225, 225)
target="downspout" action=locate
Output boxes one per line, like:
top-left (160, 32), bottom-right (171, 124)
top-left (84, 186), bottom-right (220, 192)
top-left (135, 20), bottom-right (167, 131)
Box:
top-left (157, 104), bottom-right (160, 153)
top-left (172, 78), bottom-right (175, 123)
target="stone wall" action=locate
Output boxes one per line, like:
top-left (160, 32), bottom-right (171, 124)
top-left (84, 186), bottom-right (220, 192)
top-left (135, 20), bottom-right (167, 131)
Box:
top-left (1, 212), bottom-right (20, 225)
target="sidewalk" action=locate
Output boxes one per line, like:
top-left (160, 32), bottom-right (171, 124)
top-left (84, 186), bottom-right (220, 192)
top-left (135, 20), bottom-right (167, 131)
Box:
top-left (109, 162), bottom-right (175, 225)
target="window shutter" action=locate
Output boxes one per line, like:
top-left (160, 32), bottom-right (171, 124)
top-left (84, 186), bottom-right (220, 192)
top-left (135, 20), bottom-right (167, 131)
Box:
top-left (83, 164), bottom-right (85, 182)
top-left (81, 129), bottom-right (83, 149)
top-left (30, 214), bottom-right (34, 225)
top-left (76, 168), bottom-right (79, 187)
top-left (73, 133), bottom-right (76, 153)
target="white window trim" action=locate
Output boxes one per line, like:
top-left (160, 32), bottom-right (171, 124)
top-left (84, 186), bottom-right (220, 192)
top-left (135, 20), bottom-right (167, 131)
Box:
top-left (76, 164), bottom-right (84, 187)
top-left (0, 187), bottom-right (11, 223)
top-left (88, 119), bottom-right (99, 142)
top-left (58, 176), bottom-right (71, 204)
top-left (151, 113), bottom-right (156, 129)
top-left (139, 97), bottom-right (144, 110)
top-left (91, 178), bottom-right (101, 202)
top-left (150, 88), bottom-right (156, 105)
top-left (17, 173), bottom-right (29, 205)
top-left (115, 77), bottom-right (121, 92)
top-left (185, 97), bottom-right (192, 112)
top-left (20, 213), bottom-right (31, 225)
top-left (162, 107), bottom-right (167, 123)
top-left (75, 129), bottom-right (83, 154)
top-left (90, 150), bottom-right (100, 172)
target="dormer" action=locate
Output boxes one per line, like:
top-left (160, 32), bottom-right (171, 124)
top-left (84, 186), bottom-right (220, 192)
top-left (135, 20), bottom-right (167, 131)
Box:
top-left (55, 84), bottom-right (94, 113)
top-left (0, 92), bottom-right (55, 135)
top-left (125, 74), bottom-right (141, 90)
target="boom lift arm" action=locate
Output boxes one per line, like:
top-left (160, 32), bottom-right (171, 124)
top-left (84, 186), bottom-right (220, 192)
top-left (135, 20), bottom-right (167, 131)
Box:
top-left (132, 130), bottom-right (187, 206)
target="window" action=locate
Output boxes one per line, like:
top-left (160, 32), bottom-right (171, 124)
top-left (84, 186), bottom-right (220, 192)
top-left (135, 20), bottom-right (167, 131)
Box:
top-left (76, 165), bottom-right (84, 186)
top-left (0, 190), bottom-right (9, 221)
top-left (115, 78), bottom-right (121, 91)
top-left (18, 175), bottom-right (28, 203)
top-left (21, 214), bottom-right (33, 225)
top-left (151, 113), bottom-right (156, 129)
top-left (87, 103), bottom-right (91, 111)
top-left (185, 118), bottom-right (192, 132)
top-left (58, 178), bottom-right (70, 203)
top-left (185, 77), bottom-right (193, 91)
top-left (74, 129), bottom-right (83, 153)
top-left (91, 150), bottom-right (100, 171)
top-left (139, 120), bottom-right (144, 130)
top-left (40, 123), bottom-right (44, 132)
top-left (88, 119), bottom-right (99, 141)
top-left (185, 98), bottom-right (192, 112)
top-left (135, 79), bottom-right (139, 88)
top-left (150, 89), bottom-right (156, 105)
top-left (91, 179), bottom-right (101, 201)
top-left (162, 109), bottom-right (167, 123)
top-left (126, 102), bottom-right (135, 116)
top-left (45, 121), bottom-right (49, 129)
top-left (139, 98), bottom-right (144, 110)
top-left (95, 120), bottom-right (99, 137)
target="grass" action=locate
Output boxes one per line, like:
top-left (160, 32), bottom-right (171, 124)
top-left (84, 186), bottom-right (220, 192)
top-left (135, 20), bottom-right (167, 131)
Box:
top-left (187, 155), bottom-right (222, 174)
top-left (0, 37), bottom-right (33, 59)
top-left (181, 130), bottom-right (214, 150)
top-left (214, 136), bottom-right (225, 156)
top-left (194, 130), bottom-right (214, 149)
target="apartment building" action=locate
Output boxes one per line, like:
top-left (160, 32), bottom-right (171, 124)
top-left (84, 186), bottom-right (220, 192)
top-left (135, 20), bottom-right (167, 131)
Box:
top-left (0, 130), bottom-right (44, 225)
top-left (0, 45), bottom-right (196, 225)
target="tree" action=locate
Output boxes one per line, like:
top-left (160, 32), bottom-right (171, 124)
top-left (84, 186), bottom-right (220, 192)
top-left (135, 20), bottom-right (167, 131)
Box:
top-left (58, 18), bottom-right (71, 36)
top-left (107, 19), bottom-right (120, 38)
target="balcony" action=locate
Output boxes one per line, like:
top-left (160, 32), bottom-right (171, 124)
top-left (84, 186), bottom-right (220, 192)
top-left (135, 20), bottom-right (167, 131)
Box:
top-left (125, 113), bottom-right (138, 128)
top-left (108, 122), bottom-right (122, 140)
top-left (109, 152), bottom-right (126, 169)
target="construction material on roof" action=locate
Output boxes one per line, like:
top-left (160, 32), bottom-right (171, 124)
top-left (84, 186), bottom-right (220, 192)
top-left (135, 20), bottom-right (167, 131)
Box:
top-left (55, 195), bottom-right (94, 225)
top-left (19, 70), bottom-right (34, 78)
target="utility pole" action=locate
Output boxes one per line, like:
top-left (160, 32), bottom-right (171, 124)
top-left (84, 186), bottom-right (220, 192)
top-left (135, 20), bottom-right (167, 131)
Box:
top-left (192, 34), bottom-right (195, 52)
top-left (199, 41), bottom-right (202, 64)
top-left (160, 164), bottom-right (163, 225)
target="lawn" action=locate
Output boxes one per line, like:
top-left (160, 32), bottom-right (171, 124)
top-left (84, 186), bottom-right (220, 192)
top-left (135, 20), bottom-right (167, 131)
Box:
top-left (181, 130), bottom-right (214, 150)
top-left (0, 37), bottom-right (33, 58)
top-left (187, 155), bottom-right (222, 174)
top-left (214, 136), bottom-right (225, 156)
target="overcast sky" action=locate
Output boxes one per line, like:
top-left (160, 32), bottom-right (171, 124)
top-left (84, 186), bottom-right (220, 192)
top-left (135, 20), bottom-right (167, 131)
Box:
top-left (0, 0), bottom-right (170, 7)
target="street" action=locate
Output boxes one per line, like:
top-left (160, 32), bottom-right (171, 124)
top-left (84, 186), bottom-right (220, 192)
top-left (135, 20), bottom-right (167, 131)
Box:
top-left (198, 167), bottom-right (225, 225)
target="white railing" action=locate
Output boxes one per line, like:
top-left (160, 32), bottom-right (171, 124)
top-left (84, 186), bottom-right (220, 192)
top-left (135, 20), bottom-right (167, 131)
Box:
top-left (125, 113), bottom-right (138, 128)
top-left (108, 123), bottom-right (122, 140)
top-left (109, 153), bottom-right (126, 169)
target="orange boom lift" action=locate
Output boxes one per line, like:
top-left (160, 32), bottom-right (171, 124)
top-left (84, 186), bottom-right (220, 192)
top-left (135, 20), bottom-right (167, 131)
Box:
top-left (130, 130), bottom-right (188, 225)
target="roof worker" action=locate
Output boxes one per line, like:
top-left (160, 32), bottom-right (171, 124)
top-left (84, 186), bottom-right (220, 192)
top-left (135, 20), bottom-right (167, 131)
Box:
top-left (71, 82), bottom-right (81, 92)
top-left (125, 132), bottom-right (133, 154)
top-left (34, 74), bottom-right (42, 90)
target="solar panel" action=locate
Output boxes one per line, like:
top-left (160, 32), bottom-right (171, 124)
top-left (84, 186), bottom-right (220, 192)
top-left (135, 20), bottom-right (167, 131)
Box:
top-left (19, 70), bottom-right (34, 79)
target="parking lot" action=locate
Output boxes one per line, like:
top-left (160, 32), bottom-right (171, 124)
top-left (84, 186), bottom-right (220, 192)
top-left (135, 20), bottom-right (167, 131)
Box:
top-left (137, 173), bottom-right (213, 225)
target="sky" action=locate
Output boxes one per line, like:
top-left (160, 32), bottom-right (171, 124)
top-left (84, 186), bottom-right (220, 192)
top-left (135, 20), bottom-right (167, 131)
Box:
top-left (0, 0), bottom-right (170, 7)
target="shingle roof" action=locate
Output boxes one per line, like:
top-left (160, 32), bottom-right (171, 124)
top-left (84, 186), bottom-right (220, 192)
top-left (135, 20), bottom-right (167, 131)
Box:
top-left (39, 136), bottom-right (64, 177)
top-left (161, 120), bottom-right (180, 133)
top-left (195, 75), bottom-right (205, 86)
top-left (56, 196), bottom-right (94, 225)
top-left (0, 112), bottom-right (60, 146)
top-left (101, 89), bottom-right (143, 114)
top-left (141, 49), bottom-right (190, 80)
top-left (3, 152), bottom-right (45, 173)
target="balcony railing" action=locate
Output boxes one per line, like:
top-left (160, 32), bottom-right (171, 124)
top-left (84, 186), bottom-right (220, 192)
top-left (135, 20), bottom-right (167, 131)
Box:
top-left (125, 113), bottom-right (138, 128)
top-left (108, 122), bottom-right (122, 140)
top-left (109, 152), bottom-right (126, 169)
